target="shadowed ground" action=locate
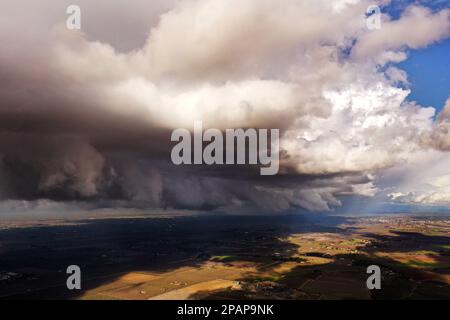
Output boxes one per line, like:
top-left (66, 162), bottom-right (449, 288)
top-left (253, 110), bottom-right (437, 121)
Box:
top-left (0, 213), bottom-right (448, 300)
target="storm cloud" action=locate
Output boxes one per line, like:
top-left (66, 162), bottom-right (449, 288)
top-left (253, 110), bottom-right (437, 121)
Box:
top-left (0, 0), bottom-right (450, 213)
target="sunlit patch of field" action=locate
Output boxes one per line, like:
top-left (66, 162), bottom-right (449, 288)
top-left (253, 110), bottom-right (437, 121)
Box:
top-left (289, 234), bottom-right (367, 257)
top-left (150, 279), bottom-right (241, 300)
top-left (118, 272), bottom-right (162, 284)
top-left (375, 251), bottom-right (450, 271)
top-left (433, 244), bottom-right (450, 250)
top-left (210, 255), bottom-right (237, 262)
top-left (81, 261), bottom-right (256, 300)
top-left (272, 262), bottom-right (300, 273)
top-left (273, 262), bottom-right (299, 274)
top-left (300, 256), bottom-right (333, 265)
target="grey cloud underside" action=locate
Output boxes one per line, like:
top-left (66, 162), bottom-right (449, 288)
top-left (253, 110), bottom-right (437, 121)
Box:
top-left (0, 0), bottom-right (450, 213)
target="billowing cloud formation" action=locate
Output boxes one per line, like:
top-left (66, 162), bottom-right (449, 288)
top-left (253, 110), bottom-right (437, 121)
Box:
top-left (353, 5), bottom-right (450, 59)
top-left (0, 0), bottom-right (450, 213)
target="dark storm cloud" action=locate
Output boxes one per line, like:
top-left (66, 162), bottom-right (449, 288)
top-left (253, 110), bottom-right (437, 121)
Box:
top-left (0, 0), bottom-right (449, 213)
